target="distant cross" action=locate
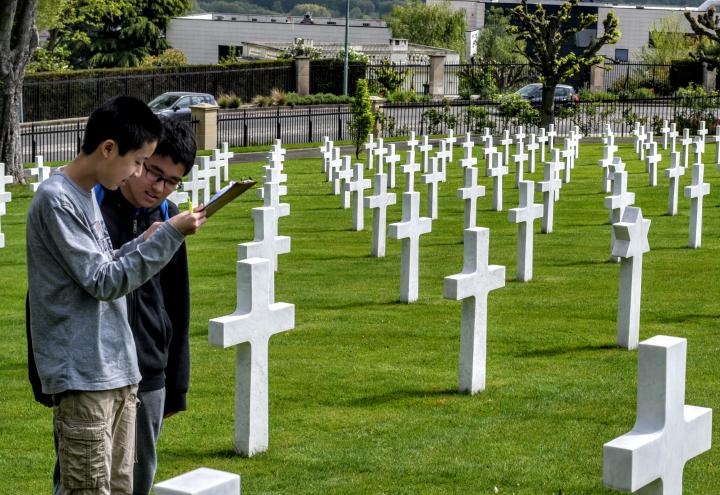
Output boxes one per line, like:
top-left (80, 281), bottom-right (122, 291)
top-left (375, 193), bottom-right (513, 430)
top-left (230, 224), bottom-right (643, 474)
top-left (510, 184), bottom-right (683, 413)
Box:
top-left (536, 157), bottom-right (562, 234)
top-left (460, 133), bottom-right (477, 169)
top-left (632, 122), bottom-right (643, 155)
top-left (333, 156), bottom-right (354, 208)
top-left (546, 124), bottom-right (557, 150)
top-left (599, 144), bottom-right (615, 193)
top-left (373, 137), bottom-right (388, 173)
top-left (698, 119), bottom-right (708, 144)
top-left (238, 206), bottom-right (290, 290)
top-left (660, 120), bottom-right (670, 150)
top-left (388, 190), bottom-right (432, 303)
top-left (183, 165), bottom-right (209, 208)
top-left (664, 151), bottom-right (685, 216)
top-left (421, 157), bottom-right (443, 219)
top-left (499, 129), bottom-right (513, 167)
top-left (513, 139), bottom-right (528, 188)
top-left (486, 151), bottom-right (508, 211)
top-left (636, 125), bottom-right (647, 161)
top-left (256, 165), bottom-right (287, 201)
top-left (684, 162), bottom-right (710, 249)
top-left (526, 133), bottom-right (538, 173)
top-left (537, 127), bottom-right (548, 162)
top-left (480, 127), bottom-right (492, 147)
top-left (436, 139), bottom-right (451, 182)
top-left (208, 257), bottom-right (294, 457)
top-left (401, 155), bottom-right (421, 193)
top-left (443, 227), bottom-right (505, 394)
top-left (570, 126), bottom-right (582, 159)
top-left (262, 181), bottom-right (290, 237)
top-left (693, 136), bottom-right (705, 165)
top-left (364, 133), bottom-right (377, 170)
top-left (345, 163), bottom-right (372, 231)
top-left (407, 131), bottom-right (419, 166)
top-left (457, 166), bottom-right (485, 229)
top-left (385, 143), bottom-right (401, 189)
top-left (0, 163), bottom-right (13, 248)
top-left (604, 164), bottom-right (635, 262)
top-left (213, 142), bottom-right (234, 182)
top-left (418, 135), bottom-right (433, 173)
top-left (680, 128), bottom-right (692, 168)
top-left (514, 125), bottom-right (526, 145)
top-left (445, 129), bottom-right (457, 163)
top-left (197, 155), bottom-right (221, 193)
top-left (365, 168), bottom-right (397, 257)
top-left (561, 138), bottom-right (573, 184)
top-left (508, 181), bottom-right (543, 282)
top-left (319, 137), bottom-right (333, 174)
top-left (482, 135), bottom-right (497, 170)
top-left (611, 206), bottom-right (650, 349)
top-left (603, 335), bottom-right (712, 494)
top-left (326, 147), bottom-right (341, 183)
top-left (29, 155), bottom-right (51, 192)
top-left (668, 122), bottom-right (678, 152)
top-left (645, 141), bottom-right (662, 187)
top-left (643, 129), bottom-right (655, 163)
top-left (166, 190), bottom-right (189, 207)
top-left (715, 124), bottom-right (720, 167)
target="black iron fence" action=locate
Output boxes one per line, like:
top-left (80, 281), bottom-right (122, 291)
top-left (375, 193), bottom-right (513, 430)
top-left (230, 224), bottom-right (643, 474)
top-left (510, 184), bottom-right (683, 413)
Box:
top-left (601, 62), bottom-right (704, 96)
top-left (20, 96), bottom-right (720, 163)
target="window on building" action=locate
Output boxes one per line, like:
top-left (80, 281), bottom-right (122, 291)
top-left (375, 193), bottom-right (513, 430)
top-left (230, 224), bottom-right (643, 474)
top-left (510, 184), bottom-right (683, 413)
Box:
top-left (614, 48), bottom-right (629, 62)
top-left (218, 45), bottom-right (242, 61)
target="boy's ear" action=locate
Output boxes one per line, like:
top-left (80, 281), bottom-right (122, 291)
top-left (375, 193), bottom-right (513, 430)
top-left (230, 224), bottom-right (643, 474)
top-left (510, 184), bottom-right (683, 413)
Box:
top-left (100, 139), bottom-right (117, 158)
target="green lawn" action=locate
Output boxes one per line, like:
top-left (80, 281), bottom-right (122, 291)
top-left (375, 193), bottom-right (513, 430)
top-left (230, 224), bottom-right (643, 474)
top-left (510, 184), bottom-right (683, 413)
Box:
top-left (1, 141), bottom-right (719, 494)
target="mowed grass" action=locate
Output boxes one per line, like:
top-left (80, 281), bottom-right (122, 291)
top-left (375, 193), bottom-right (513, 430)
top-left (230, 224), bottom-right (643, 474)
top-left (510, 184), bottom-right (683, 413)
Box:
top-left (1, 140), bottom-right (719, 494)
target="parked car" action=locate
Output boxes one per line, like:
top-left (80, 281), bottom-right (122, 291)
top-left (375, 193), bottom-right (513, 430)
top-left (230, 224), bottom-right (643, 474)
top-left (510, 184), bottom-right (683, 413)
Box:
top-left (515, 83), bottom-right (579, 107)
top-left (147, 92), bottom-right (217, 121)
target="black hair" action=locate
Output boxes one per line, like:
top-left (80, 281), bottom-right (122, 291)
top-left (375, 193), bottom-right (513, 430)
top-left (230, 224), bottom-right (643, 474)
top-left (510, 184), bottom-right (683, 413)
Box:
top-left (81, 96), bottom-right (162, 156)
top-left (154, 118), bottom-right (197, 175)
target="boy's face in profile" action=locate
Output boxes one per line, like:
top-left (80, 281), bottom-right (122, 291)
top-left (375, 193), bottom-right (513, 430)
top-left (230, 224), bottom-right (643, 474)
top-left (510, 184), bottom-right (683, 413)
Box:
top-left (98, 140), bottom-right (157, 190)
top-left (120, 153), bottom-right (185, 209)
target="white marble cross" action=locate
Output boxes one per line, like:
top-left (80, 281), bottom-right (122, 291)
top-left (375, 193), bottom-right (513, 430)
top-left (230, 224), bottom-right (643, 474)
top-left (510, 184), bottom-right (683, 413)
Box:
top-left (668, 122), bottom-right (678, 152)
top-left (693, 136), bottom-right (704, 166)
top-left (514, 125), bottom-right (526, 145)
top-left (526, 133), bottom-right (538, 173)
top-left (482, 135), bottom-right (497, 170)
top-left (499, 129), bottom-right (512, 167)
top-left (637, 125), bottom-right (647, 161)
top-left (385, 143), bottom-right (401, 189)
top-left (508, 181), bottom-right (543, 282)
top-left (603, 335), bottom-right (712, 494)
top-left (460, 133), bottom-right (477, 169)
top-left (365, 168), bottom-right (397, 257)
top-left (436, 140), bottom-right (450, 182)
top-left (345, 163), bottom-right (372, 231)
top-left (419, 135), bottom-right (433, 173)
top-left (680, 128), bottom-right (692, 168)
top-left (256, 166), bottom-right (287, 201)
top-left (407, 131), bottom-right (419, 163)
top-left (154, 468), bottom-right (240, 495)
top-left (421, 157), bottom-right (443, 220)
top-left (546, 124), bottom-right (557, 150)
top-left (444, 227), bottom-right (505, 394)
top-left (664, 151), bottom-right (685, 216)
top-left (445, 129), bottom-right (457, 163)
top-left (684, 162), bottom-right (710, 249)
top-left (646, 141), bottom-right (661, 187)
top-left (373, 137), bottom-right (388, 174)
top-left (698, 120), bottom-right (708, 144)
top-left (183, 165), bottom-right (210, 207)
top-left (213, 142), bottom-right (234, 182)
top-left (388, 191), bottom-right (432, 303)
top-left (332, 156), bottom-right (353, 208)
top-left (486, 151), bottom-right (508, 212)
top-left (611, 206), bottom-right (650, 349)
top-left (599, 144), bottom-right (616, 194)
top-left (660, 120), bottom-right (670, 150)
top-left (319, 136), bottom-right (333, 174)
top-left (238, 206), bottom-right (291, 296)
top-left (715, 125), bottom-right (720, 167)
top-left (605, 165), bottom-right (635, 262)
top-left (570, 126), bottom-right (582, 159)
top-left (457, 166), bottom-right (486, 229)
top-left (0, 163), bottom-right (13, 248)
top-left (537, 127), bottom-right (548, 162)
top-left (513, 140), bottom-right (528, 188)
top-left (29, 155), bottom-right (51, 192)
top-left (536, 158), bottom-right (561, 234)
top-left (401, 154), bottom-right (421, 193)
top-left (480, 127), bottom-right (492, 147)
top-left (326, 147), bottom-right (341, 183)
top-left (197, 155), bottom-right (221, 193)
top-left (632, 122), bottom-right (643, 154)
top-left (208, 257), bottom-right (294, 457)
top-left (364, 133), bottom-right (377, 170)
top-left (561, 138), bottom-right (573, 184)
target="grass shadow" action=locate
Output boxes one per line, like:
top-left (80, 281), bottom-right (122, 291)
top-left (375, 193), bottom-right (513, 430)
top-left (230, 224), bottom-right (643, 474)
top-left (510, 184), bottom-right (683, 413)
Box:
top-left (515, 343), bottom-right (618, 359)
top-left (346, 387), bottom-right (460, 407)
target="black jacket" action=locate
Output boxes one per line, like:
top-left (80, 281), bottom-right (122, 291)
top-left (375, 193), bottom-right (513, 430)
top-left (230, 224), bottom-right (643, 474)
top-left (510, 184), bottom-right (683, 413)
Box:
top-left (27, 187), bottom-right (191, 416)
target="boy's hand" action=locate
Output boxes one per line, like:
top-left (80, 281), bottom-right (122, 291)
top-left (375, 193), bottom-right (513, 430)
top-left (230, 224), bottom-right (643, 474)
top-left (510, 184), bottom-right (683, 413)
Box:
top-left (168, 205), bottom-right (207, 236)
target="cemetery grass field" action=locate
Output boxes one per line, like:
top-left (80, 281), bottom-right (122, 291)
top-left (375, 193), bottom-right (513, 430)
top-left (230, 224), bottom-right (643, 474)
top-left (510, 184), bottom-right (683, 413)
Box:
top-left (2, 141), bottom-right (720, 494)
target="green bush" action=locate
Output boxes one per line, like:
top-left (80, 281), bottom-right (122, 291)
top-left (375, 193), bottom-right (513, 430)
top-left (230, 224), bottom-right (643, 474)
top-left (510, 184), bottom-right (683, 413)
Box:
top-left (578, 89), bottom-right (617, 102)
top-left (630, 87), bottom-right (656, 99)
top-left (386, 89), bottom-right (429, 103)
top-left (458, 65), bottom-right (498, 100)
top-left (285, 92), bottom-right (354, 106)
top-left (465, 105), bottom-right (495, 133)
top-left (496, 93), bottom-right (540, 128)
top-left (217, 93), bottom-right (242, 108)
top-left (347, 79), bottom-right (375, 158)
top-left (421, 99), bottom-right (458, 135)
top-left (373, 59), bottom-right (409, 95)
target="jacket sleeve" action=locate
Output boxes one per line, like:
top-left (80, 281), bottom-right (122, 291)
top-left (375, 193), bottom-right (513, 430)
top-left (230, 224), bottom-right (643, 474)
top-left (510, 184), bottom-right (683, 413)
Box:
top-left (160, 204), bottom-right (191, 415)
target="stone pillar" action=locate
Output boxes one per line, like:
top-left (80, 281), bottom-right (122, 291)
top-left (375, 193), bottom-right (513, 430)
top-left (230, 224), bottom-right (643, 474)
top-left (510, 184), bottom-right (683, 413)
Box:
top-left (590, 63), bottom-right (605, 91)
top-left (295, 56), bottom-right (310, 96)
top-left (190, 103), bottom-right (219, 151)
top-left (370, 96), bottom-right (386, 136)
top-left (702, 62), bottom-right (716, 92)
top-left (429, 54), bottom-right (446, 100)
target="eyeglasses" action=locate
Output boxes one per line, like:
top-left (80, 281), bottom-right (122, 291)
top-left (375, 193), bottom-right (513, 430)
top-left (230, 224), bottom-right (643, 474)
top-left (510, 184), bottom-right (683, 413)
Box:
top-left (142, 163), bottom-right (182, 190)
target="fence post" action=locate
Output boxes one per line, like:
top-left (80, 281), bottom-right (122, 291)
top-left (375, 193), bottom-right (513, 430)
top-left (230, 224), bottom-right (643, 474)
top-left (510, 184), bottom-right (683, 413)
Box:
top-left (243, 110), bottom-right (248, 148)
top-left (337, 105), bottom-right (342, 141)
top-left (276, 107), bottom-right (281, 140)
top-left (429, 55), bottom-right (446, 99)
top-left (590, 63), bottom-right (605, 91)
top-left (703, 63), bottom-right (716, 92)
top-left (295, 56), bottom-right (310, 96)
top-left (307, 107), bottom-right (312, 143)
top-left (190, 103), bottom-right (219, 151)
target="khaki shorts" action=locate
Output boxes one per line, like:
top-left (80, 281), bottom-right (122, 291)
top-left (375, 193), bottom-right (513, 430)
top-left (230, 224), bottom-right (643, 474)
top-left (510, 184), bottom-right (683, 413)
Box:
top-left (54, 384), bottom-right (139, 495)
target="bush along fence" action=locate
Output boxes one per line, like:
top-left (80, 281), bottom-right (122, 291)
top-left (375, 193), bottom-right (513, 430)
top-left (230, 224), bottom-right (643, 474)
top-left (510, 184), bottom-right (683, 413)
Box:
top-left (21, 96), bottom-right (720, 164)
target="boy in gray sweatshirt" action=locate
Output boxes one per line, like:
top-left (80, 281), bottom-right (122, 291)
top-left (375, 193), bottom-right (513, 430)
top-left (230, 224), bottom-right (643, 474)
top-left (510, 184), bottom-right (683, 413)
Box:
top-left (26, 96), bottom-right (206, 494)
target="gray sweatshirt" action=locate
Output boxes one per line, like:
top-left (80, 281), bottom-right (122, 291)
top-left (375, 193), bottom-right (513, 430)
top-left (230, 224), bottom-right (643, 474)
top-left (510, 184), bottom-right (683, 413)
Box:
top-left (26, 173), bottom-right (185, 395)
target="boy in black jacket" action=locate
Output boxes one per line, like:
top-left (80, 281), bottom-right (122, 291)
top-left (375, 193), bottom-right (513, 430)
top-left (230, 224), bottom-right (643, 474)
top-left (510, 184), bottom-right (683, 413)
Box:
top-left (96, 118), bottom-right (196, 494)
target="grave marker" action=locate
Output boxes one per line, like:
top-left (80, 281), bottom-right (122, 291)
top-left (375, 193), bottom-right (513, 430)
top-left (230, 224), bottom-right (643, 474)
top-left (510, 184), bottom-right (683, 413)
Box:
top-left (684, 162), bottom-right (710, 249)
top-left (364, 133), bottom-right (377, 170)
top-left (536, 158), bottom-right (561, 234)
top-left (526, 133), bottom-right (538, 173)
top-left (421, 157), bottom-right (443, 219)
top-left (537, 127), bottom-right (548, 162)
top-left (385, 143), bottom-right (401, 189)
top-left (660, 120), bottom-right (670, 149)
top-left (457, 166), bottom-right (486, 229)
top-left (183, 165), bottom-right (210, 208)
top-left (663, 151), bottom-right (685, 216)
top-left (513, 140), bottom-right (528, 188)
top-left (500, 130), bottom-right (513, 167)
top-left (646, 141), bottom-right (661, 187)
top-left (345, 163), bottom-right (372, 231)
top-left (486, 151), bottom-right (508, 211)
top-left (460, 133), bottom-right (477, 169)
top-left (154, 468), bottom-right (240, 495)
top-left (213, 142), bottom-right (234, 182)
top-left (508, 181), bottom-right (543, 282)
top-left (668, 122), bottom-right (678, 152)
top-left (365, 167), bottom-right (397, 257)
top-left (238, 207), bottom-right (290, 298)
top-left (419, 135), bottom-right (433, 173)
top-left (29, 155), bottom-right (51, 192)
top-left (680, 128), bottom-right (692, 168)
top-left (446, 129), bottom-right (457, 163)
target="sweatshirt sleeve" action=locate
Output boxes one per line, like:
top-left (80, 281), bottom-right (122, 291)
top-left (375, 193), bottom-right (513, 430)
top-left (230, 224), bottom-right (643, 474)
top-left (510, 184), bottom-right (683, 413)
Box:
top-left (37, 198), bottom-right (185, 301)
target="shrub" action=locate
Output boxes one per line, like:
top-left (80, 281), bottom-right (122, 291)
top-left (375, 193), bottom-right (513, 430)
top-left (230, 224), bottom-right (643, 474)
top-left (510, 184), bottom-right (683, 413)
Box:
top-left (217, 93), bottom-right (242, 108)
top-left (271, 88), bottom-right (288, 106)
top-left (347, 79), bottom-right (375, 158)
top-left (373, 59), bottom-right (409, 95)
top-left (465, 105), bottom-right (495, 133)
top-left (496, 93), bottom-right (540, 128)
top-left (458, 64), bottom-right (498, 100)
top-left (421, 99), bottom-right (458, 135)
top-left (252, 95), bottom-right (273, 107)
top-left (631, 87), bottom-right (656, 99)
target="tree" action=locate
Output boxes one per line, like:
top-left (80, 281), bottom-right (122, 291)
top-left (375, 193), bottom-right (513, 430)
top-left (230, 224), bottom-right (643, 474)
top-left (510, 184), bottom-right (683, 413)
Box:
top-left (0, 0), bottom-right (39, 181)
top-left (510, 0), bottom-right (620, 126)
top-left (385, 1), bottom-right (466, 60)
top-left (685, 7), bottom-right (720, 72)
top-left (48, 0), bottom-right (191, 69)
top-left (348, 79), bottom-right (374, 158)
top-left (639, 13), bottom-right (695, 64)
top-left (476, 7), bottom-right (527, 64)
top-left (288, 3), bottom-right (332, 17)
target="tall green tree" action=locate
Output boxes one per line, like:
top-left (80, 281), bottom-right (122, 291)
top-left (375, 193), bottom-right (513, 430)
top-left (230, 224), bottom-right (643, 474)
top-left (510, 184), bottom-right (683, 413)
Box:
top-left (639, 13), bottom-right (695, 64)
top-left (0, 0), bottom-right (39, 180)
top-left (385, 1), bottom-right (466, 60)
top-left (48, 0), bottom-right (191, 69)
top-left (685, 7), bottom-right (720, 71)
top-left (476, 7), bottom-right (526, 64)
top-left (510, 0), bottom-right (620, 125)
top-left (348, 79), bottom-right (374, 158)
